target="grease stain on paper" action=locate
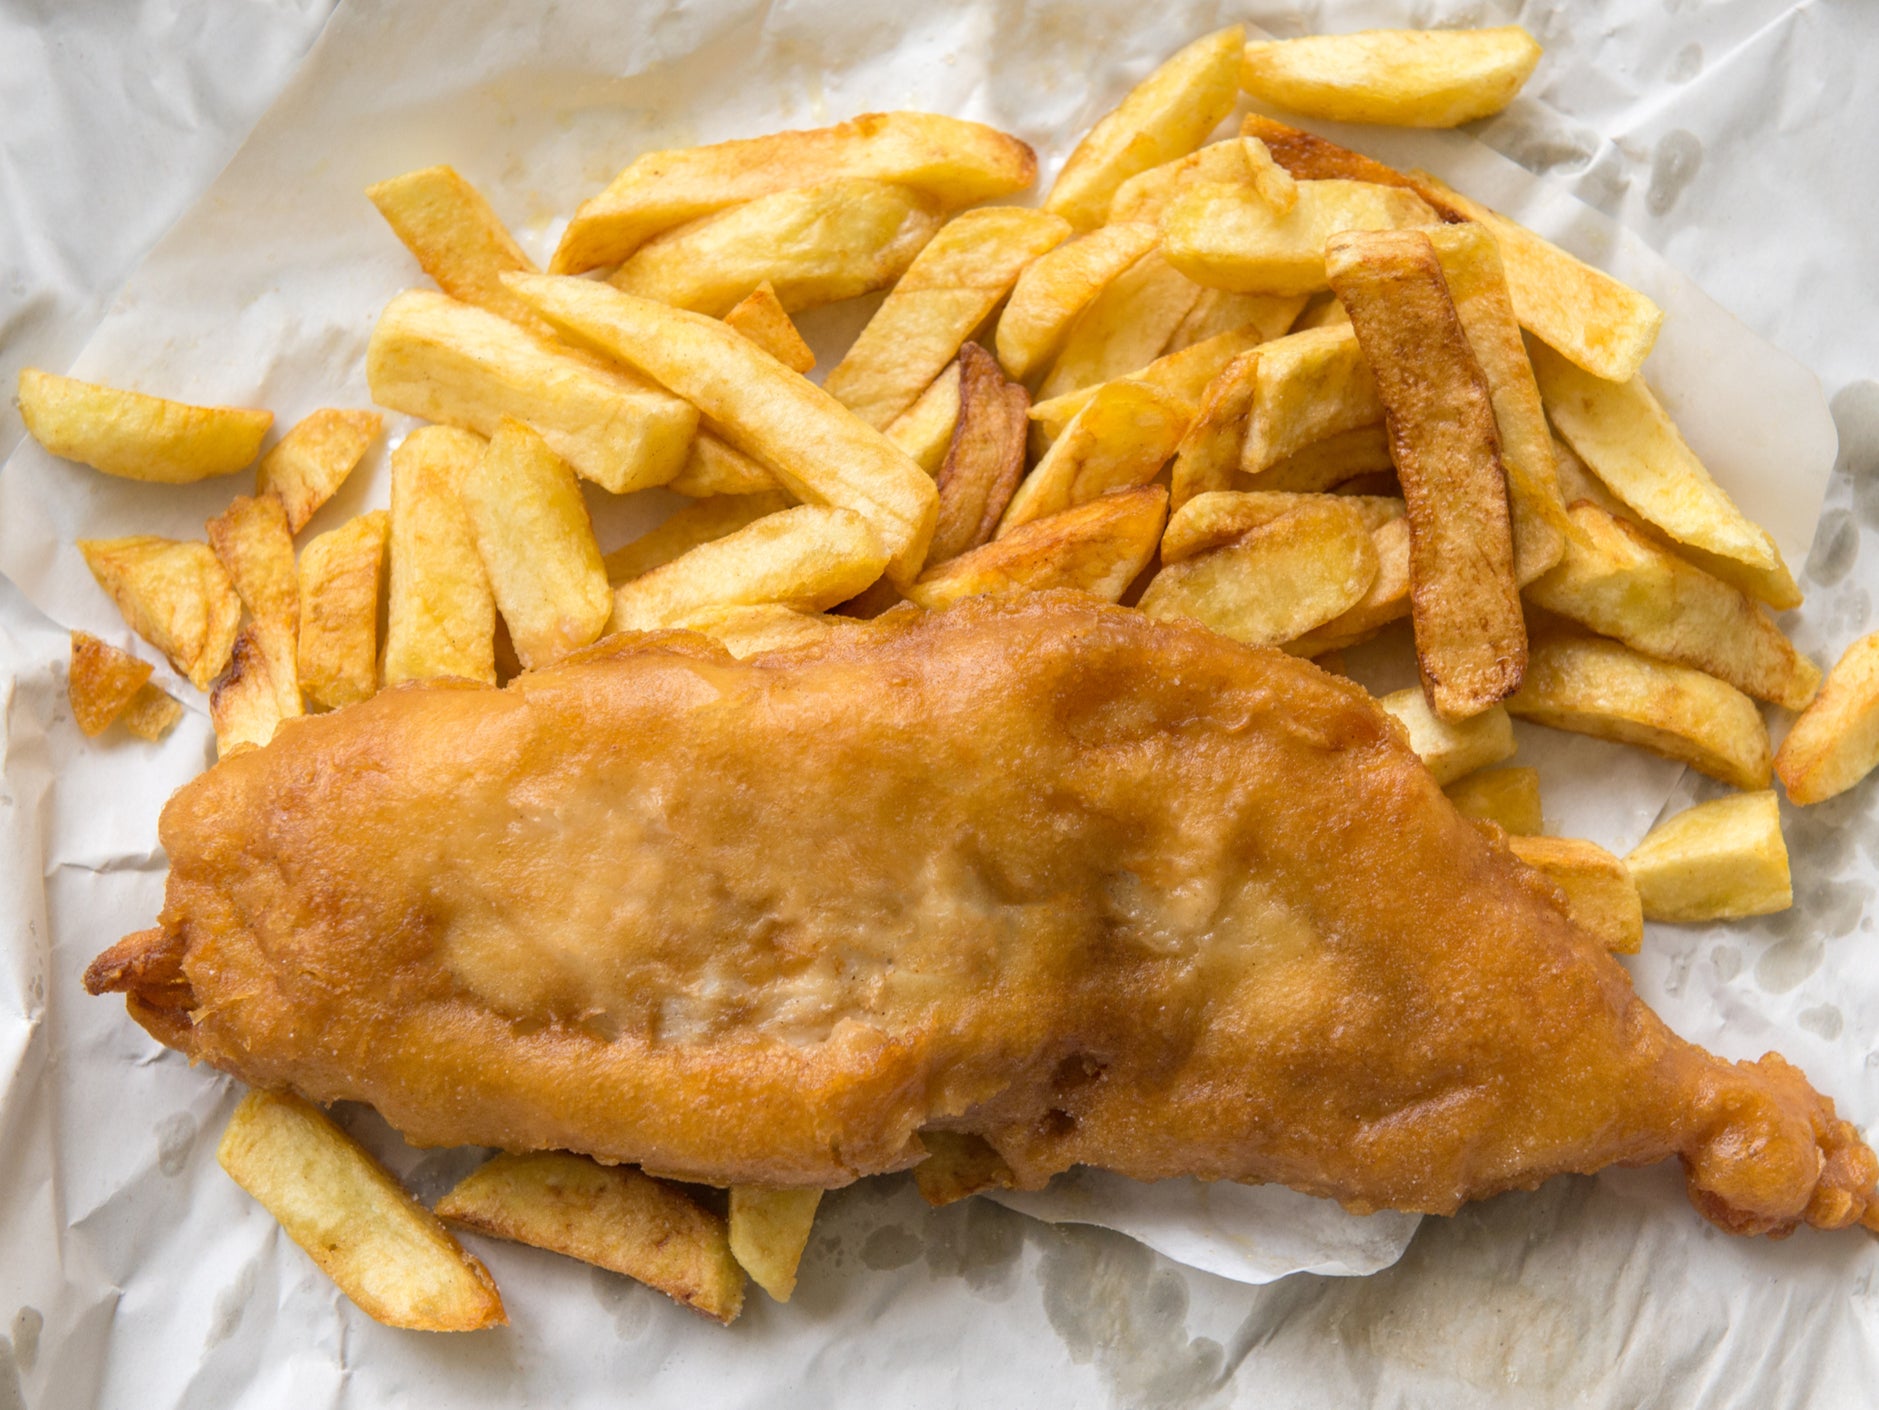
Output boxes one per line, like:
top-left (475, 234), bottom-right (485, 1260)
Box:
top-left (1799, 1004), bottom-right (1844, 1041)
top-left (155, 1111), bottom-right (196, 1176)
top-left (6, 1311), bottom-right (36, 1374)
top-left (1646, 130), bottom-right (1703, 216)
top-left (205, 1260), bottom-right (258, 1350)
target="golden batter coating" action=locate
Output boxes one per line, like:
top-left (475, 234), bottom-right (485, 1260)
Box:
top-left (91, 594), bottom-right (1876, 1236)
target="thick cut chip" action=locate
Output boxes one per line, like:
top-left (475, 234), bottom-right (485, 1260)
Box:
top-left (884, 362), bottom-right (965, 476)
top-left (995, 223), bottom-right (1160, 383)
top-left (914, 1132), bottom-right (1015, 1207)
top-left (610, 179), bottom-right (943, 317)
top-left (1240, 27), bottom-right (1543, 127)
top-left (996, 380), bottom-right (1187, 536)
top-left (1508, 634), bottom-right (1772, 790)
top-left (77, 536), bottom-right (240, 691)
top-left (1240, 137), bottom-right (1302, 214)
top-left (366, 289), bottom-right (698, 494)
top-left (1445, 766), bottom-right (1542, 836)
top-left (1140, 498), bottom-right (1378, 648)
top-left (1037, 249), bottom-right (1206, 401)
top-left (1107, 140), bottom-right (1253, 227)
top-left (723, 283), bottom-right (816, 374)
top-left (909, 485), bottom-right (1167, 611)
top-left (211, 625), bottom-right (292, 756)
top-left (297, 510), bottom-right (389, 710)
top-left (122, 683), bottom-right (183, 741)
top-left (1241, 114), bottom-right (1423, 188)
top-left (1170, 352), bottom-right (1260, 509)
top-left (1426, 223), bottom-right (1567, 583)
top-left (68, 632), bottom-right (153, 736)
top-left (1285, 513), bottom-right (1411, 656)
top-left (511, 276), bottom-right (939, 587)
top-left (674, 604), bottom-right (840, 658)
top-left (1165, 287), bottom-right (1307, 354)
top-left (365, 164), bottom-right (549, 336)
top-left (460, 420), bottom-right (612, 670)
top-left (604, 492), bottom-right (792, 585)
top-left (1239, 324), bottom-right (1383, 475)
top-left (1508, 835), bottom-right (1644, 954)
top-left (1045, 26), bottom-right (1245, 230)
top-left (928, 344), bottom-right (1030, 566)
top-left (382, 426), bottom-right (497, 686)
top-left (256, 409), bottom-right (383, 534)
top-left (1412, 172), bottom-right (1663, 383)
top-left (1328, 229), bottom-right (1525, 720)
top-left (666, 431), bottom-right (781, 498)
top-left (1162, 179), bottom-right (1438, 296)
top-left (1626, 792), bottom-right (1791, 922)
top-left (1029, 324), bottom-right (1271, 443)
top-left (611, 505), bottom-right (887, 633)
top-left (1774, 631), bottom-right (1879, 805)
top-left (1377, 687), bottom-right (1516, 785)
top-left (207, 493), bottom-right (303, 723)
top-left (437, 1152), bottom-right (742, 1324)
top-left (728, 1187), bottom-right (823, 1303)
top-left (551, 112), bottom-right (1037, 274)
top-left (1526, 503), bottom-right (1818, 710)
top-left (1248, 424), bottom-right (1393, 493)
top-left (1530, 340), bottom-right (1777, 573)
top-left (19, 368), bottom-right (271, 484)
top-left (823, 207), bottom-right (1071, 430)
top-left (1161, 489), bottom-right (1402, 563)
top-left (219, 1091), bottom-right (504, 1332)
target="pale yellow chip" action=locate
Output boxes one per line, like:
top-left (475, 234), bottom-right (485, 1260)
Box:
top-left (1169, 351), bottom-right (1260, 509)
top-left (610, 178), bottom-right (942, 317)
top-left (1411, 171), bottom-right (1663, 383)
top-left (666, 431), bottom-right (782, 498)
top-left (1444, 766), bottom-right (1542, 836)
top-left (1378, 687), bottom-right (1516, 785)
top-left (1774, 631), bottom-right (1879, 805)
top-left (1284, 513), bottom-right (1410, 656)
top-left (1028, 323), bottom-right (1273, 442)
top-left (1164, 287), bottom-right (1308, 355)
top-left (604, 492), bottom-right (793, 585)
top-left (1625, 791), bottom-right (1791, 922)
top-left (219, 1090), bottom-right (504, 1332)
top-left (1239, 324), bottom-right (1383, 476)
top-left (20, 368), bottom-right (271, 484)
top-left (728, 1187), bottom-right (823, 1304)
top-left (510, 276), bottom-right (939, 588)
top-left (211, 624), bottom-right (292, 756)
top-left (382, 426), bottom-right (497, 686)
top-left (996, 380), bottom-right (1187, 536)
top-left (1160, 488), bottom-right (1402, 563)
top-left (460, 419), bottom-right (611, 670)
top-left (1526, 503), bottom-right (1818, 710)
top-left (611, 505), bottom-right (887, 633)
top-left (366, 289), bottom-right (699, 494)
top-left (437, 1152), bottom-right (741, 1324)
top-left (297, 510), bottom-right (388, 711)
top-left (1045, 25), bottom-right (1246, 230)
top-left (207, 492), bottom-right (304, 724)
top-left (366, 164), bottom-right (549, 336)
top-left (1530, 339), bottom-right (1776, 573)
top-left (823, 207), bottom-right (1071, 430)
top-left (1240, 27), bottom-right (1543, 128)
top-left (256, 409), bottom-right (383, 534)
top-left (908, 485), bottom-right (1167, 611)
top-left (674, 603), bottom-right (841, 659)
top-left (883, 362), bottom-right (965, 476)
top-left (77, 536), bottom-right (241, 692)
top-left (68, 631), bottom-right (153, 736)
top-left (1161, 179), bottom-right (1439, 297)
top-left (551, 112), bottom-right (1037, 274)
top-left (1246, 424), bottom-right (1392, 493)
top-left (1140, 498), bottom-right (1380, 649)
top-left (995, 223), bottom-right (1160, 383)
top-left (1507, 834), bottom-right (1643, 953)
top-left (1507, 633), bottom-right (1772, 790)
top-left (122, 682), bottom-right (183, 741)
top-left (1036, 249), bottom-right (1205, 402)
top-left (723, 282), bottom-right (816, 374)
top-left (1106, 139), bottom-right (1253, 227)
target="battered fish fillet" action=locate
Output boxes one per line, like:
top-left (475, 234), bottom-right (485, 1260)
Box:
top-left (89, 594), bottom-right (1877, 1237)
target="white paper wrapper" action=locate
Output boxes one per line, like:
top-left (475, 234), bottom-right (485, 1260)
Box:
top-left (4, 1), bottom-right (1878, 1405)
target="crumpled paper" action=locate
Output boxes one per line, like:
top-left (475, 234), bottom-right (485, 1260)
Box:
top-left (3, 0), bottom-right (1877, 1405)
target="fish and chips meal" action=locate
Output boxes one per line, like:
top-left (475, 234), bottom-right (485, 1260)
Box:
top-left (25, 22), bottom-right (1879, 1334)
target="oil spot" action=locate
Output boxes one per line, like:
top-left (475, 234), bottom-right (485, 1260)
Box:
top-left (1668, 43), bottom-right (1703, 83)
top-left (156, 1112), bottom-right (197, 1176)
top-left (1755, 933), bottom-right (1825, 992)
top-left (1038, 1223), bottom-right (1225, 1408)
top-left (1486, 109), bottom-right (1596, 175)
top-left (204, 1260), bottom-right (257, 1350)
top-left (589, 1265), bottom-right (656, 1338)
top-left (1830, 382), bottom-right (1879, 527)
top-left (1830, 589), bottom-right (1873, 639)
top-left (1806, 509), bottom-right (1859, 587)
top-left (923, 1195), bottom-right (1024, 1297)
top-left (402, 1147), bottom-right (491, 1206)
top-left (1646, 130), bottom-right (1703, 217)
top-left (860, 1224), bottom-right (923, 1271)
top-left (1710, 944), bottom-right (1742, 982)
top-left (0, 1336), bottom-right (20, 1410)
top-left (1799, 1004), bottom-right (1845, 1041)
top-left (5, 1312), bottom-right (36, 1375)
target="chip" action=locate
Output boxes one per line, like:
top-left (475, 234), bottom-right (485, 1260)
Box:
top-left (77, 536), bottom-right (241, 691)
top-left (1625, 791), bottom-right (1792, 922)
top-left (19, 368), bottom-right (271, 484)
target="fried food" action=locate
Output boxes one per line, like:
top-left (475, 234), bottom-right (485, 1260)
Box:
top-left (1161, 179), bottom-right (1439, 296)
top-left (728, 1186), bottom-right (822, 1303)
top-left (1506, 835), bottom-right (1643, 954)
top-left (1625, 792), bottom-right (1792, 923)
top-left (723, 283), bottom-right (816, 374)
top-left (206, 493), bottom-right (303, 723)
top-left (1774, 631), bottom-right (1879, 804)
top-left (381, 426), bottom-right (497, 687)
top-left (255, 409), bottom-right (382, 534)
top-left (366, 164), bottom-right (550, 337)
top-left (1444, 766), bottom-right (1542, 836)
top-left (1376, 686), bottom-right (1515, 785)
top-left (927, 344), bottom-right (1030, 566)
top-left (297, 511), bottom-right (389, 710)
top-left (19, 368), bottom-right (272, 484)
top-left (88, 596), bottom-right (1876, 1237)
top-left (1035, 250), bottom-right (1204, 401)
top-left (996, 380), bottom-right (1186, 536)
top-left (68, 632), bottom-right (153, 736)
top-left (78, 536), bottom-right (241, 691)
top-left (1238, 27), bottom-right (1542, 127)
top-left (908, 486), bottom-right (1166, 610)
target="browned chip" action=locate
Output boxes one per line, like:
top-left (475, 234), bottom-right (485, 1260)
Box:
top-left (256, 409), bottom-right (382, 533)
top-left (723, 282), bottom-right (816, 374)
top-left (1169, 351), bottom-right (1260, 510)
top-left (907, 485), bottom-right (1167, 610)
top-left (122, 682), bottom-right (183, 741)
top-left (1239, 114), bottom-right (1427, 191)
top-left (913, 1132), bottom-right (1015, 1207)
top-left (1326, 228), bottom-right (1525, 721)
top-left (926, 344), bottom-right (1031, 567)
top-left (68, 631), bottom-right (153, 736)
